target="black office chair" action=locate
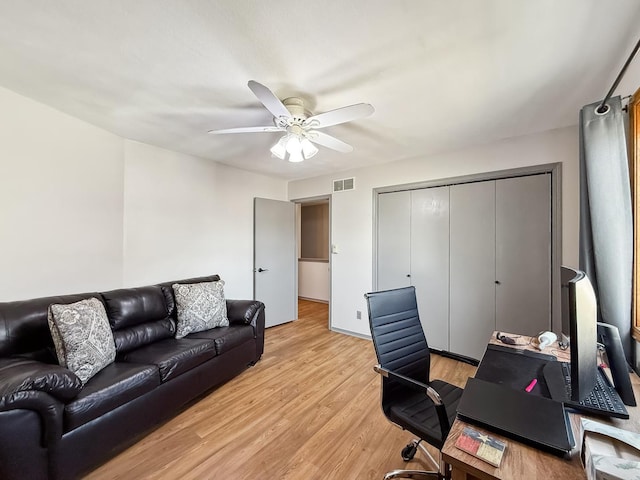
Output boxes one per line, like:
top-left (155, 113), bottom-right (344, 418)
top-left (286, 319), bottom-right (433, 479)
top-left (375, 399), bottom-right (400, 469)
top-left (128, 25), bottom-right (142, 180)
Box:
top-left (365, 286), bottom-right (464, 480)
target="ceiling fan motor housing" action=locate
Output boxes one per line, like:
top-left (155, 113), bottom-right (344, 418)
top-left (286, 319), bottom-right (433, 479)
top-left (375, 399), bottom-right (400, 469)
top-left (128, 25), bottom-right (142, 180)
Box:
top-left (276, 97), bottom-right (310, 127)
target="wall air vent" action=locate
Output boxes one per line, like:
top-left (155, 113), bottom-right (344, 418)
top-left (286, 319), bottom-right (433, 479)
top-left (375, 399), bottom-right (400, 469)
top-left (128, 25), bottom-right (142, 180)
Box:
top-left (333, 177), bottom-right (355, 193)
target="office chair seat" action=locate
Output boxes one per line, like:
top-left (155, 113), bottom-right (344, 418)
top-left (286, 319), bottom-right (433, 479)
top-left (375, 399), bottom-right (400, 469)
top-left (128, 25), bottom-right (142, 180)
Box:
top-left (387, 379), bottom-right (463, 450)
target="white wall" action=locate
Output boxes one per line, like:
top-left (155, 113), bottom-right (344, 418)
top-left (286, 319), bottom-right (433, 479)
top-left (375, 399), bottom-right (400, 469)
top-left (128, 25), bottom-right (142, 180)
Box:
top-left (289, 126), bottom-right (580, 337)
top-left (298, 260), bottom-right (330, 302)
top-left (0, 86), bottom-right (124, 300)
top-left (123, 140), bottom-right (287, 299)
top-left (0, 86), bottom-right (288, 301)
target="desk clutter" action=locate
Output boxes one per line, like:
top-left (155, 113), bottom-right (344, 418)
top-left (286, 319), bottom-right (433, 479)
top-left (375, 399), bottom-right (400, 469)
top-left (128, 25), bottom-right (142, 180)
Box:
top-left (456, 334), bottom-right (638, 457)
top-left (444, 323), bottom-right (640, 479)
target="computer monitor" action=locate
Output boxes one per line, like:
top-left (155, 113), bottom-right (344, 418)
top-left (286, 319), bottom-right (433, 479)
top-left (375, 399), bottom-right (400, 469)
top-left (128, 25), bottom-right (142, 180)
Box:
top-left (560, 266), bottom-right (597, 402)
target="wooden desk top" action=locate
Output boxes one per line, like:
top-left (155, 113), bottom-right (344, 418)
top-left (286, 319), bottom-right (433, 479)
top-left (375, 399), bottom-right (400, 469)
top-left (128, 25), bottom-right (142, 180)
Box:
top-left (441, 332), bottom-right (640, 480)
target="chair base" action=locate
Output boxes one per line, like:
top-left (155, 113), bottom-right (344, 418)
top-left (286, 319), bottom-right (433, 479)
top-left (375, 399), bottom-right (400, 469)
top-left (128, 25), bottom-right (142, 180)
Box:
top-left (383, 469), bottom-right (439, 479)
top-left (383, 439), bottom-right (446, 479)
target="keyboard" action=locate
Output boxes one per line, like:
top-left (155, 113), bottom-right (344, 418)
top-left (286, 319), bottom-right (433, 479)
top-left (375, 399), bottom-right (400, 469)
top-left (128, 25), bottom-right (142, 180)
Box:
top-left (560, 362), bottom-right (629, 419)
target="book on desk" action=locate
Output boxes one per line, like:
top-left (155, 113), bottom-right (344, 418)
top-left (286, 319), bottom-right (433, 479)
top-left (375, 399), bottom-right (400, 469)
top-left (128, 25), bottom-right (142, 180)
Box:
top-left (454, 425), bottom-right (507, 467)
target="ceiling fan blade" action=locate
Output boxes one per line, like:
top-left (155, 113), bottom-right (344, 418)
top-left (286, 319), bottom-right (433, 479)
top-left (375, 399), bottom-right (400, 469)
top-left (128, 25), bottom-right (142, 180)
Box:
top-left (208, 126), bottom-right (285, 134)
top-left (304, 103), bottom-right (374, 128)
top-left (307, 131), bottom-right (353, 153)
top-left (247, 80), bottom-right (291, 120)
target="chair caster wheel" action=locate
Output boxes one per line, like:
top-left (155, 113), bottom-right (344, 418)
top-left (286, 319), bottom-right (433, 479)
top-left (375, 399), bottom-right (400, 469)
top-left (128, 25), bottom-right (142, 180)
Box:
top-left (401, 442), bottom-right (417, 461)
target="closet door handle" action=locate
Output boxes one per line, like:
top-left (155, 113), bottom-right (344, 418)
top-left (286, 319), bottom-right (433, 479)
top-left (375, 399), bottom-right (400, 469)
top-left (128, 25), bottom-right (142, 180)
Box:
top-left (406, 274), bottom-right (411, 278)
top-left (495, 280), bottom-right (501, 285)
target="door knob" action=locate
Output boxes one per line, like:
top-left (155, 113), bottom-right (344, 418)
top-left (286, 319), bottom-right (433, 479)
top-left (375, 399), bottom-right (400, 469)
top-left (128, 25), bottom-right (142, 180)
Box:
top-left (257, 268), bottom-right (269, 273)
top-left (406, 274), bottom-right (411, 278)
top-left (495, 280), bottom-right (501, 285)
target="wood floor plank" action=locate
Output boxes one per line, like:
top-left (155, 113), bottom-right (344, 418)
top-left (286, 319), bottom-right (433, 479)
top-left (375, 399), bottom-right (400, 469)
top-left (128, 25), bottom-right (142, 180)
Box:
top-left (85, 300), bottom-right (476, 480)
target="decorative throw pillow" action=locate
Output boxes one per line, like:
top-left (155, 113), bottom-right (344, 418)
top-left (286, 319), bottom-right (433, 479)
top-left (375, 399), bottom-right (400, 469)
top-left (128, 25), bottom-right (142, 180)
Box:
top-left (173, 281), bottom-right (228, 339)
top-left (47, 298), bottom-right (116, 385)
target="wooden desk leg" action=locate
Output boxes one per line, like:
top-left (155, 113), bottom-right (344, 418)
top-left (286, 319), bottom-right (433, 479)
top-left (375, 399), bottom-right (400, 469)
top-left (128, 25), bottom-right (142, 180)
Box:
top-left (451, 471), bottom-right (481, 480)
top-left (449, 465), bottom-right (482, 480)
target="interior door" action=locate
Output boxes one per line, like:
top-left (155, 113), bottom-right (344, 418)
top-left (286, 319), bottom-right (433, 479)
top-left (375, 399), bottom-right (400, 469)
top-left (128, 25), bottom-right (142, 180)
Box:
top-left (254, 198), bottom-right (297, 328)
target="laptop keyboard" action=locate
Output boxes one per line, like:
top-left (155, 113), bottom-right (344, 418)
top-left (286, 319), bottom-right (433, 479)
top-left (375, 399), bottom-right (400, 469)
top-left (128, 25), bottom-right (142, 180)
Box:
top-left (560, 362), bottom-right (628, 419)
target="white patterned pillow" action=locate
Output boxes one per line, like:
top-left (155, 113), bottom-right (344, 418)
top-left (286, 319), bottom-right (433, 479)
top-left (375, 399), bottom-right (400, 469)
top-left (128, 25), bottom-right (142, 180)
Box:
top-left (47, 298), bottom-right (116, 385)
top-left (173, 281), bottom-right (228, 339)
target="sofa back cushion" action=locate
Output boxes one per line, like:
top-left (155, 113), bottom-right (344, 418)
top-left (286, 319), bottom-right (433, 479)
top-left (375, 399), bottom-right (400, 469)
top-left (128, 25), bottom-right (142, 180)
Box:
top-left (101, 286), bottom-right (174, 354)
top-left (0, 293), bottom-right (101, 358)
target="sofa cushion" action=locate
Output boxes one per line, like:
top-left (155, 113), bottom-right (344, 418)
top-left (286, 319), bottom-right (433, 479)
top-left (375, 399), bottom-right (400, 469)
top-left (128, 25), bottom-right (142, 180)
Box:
top-left (101, 286), bottom-right (170, 330)
top-left (158, 274), bottom-right (221, 319)
top-left (64, 362), bottom-right (160, 431)
top-left (0, 358), bottom-right (82, 402)
top-left (48, 298), bottom-right (116, 385)
top-left (112, 318), bottom-right (175, 354)
top-left (173, 281), bottom-right (228, 339)
top-left (120, 338), bottom-right (216, 382)
top-left (188, 325), bottom-right (255, 355)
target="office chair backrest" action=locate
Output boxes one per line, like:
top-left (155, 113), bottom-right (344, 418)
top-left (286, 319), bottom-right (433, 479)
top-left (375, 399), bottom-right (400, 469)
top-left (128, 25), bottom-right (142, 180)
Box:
top-left (366, 286), bottom-right (430, 385)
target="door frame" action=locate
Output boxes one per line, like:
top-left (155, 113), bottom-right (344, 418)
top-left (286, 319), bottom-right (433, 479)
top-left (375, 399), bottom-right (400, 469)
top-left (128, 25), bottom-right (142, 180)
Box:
top-left (292, 194), bottom-right (332, 331)
top-left (372, 162), bottom-right (562, 332)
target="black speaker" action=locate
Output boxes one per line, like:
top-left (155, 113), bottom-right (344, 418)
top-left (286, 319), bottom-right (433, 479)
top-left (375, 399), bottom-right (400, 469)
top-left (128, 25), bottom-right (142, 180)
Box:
top-left (597, 322), bottom-right (636, 406)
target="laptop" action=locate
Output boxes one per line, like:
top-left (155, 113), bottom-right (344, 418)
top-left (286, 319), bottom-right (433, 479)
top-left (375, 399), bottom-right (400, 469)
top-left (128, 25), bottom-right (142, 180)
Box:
top-left (456, 377), bottom-right (574, 456)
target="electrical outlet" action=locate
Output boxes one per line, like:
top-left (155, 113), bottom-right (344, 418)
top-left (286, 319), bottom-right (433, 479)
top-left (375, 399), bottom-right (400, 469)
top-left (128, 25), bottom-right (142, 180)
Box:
top-left (356, 310), bottom-right (361, 320)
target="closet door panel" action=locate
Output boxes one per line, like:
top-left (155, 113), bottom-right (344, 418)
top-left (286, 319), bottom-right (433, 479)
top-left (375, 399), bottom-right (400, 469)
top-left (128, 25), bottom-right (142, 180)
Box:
top-left (449, 181), bottom-right (496, 360)
top-left (411, 187), bottom-right (450, 351)
top-left (377, 191), bottom-right (411, 290)
top-left (495, 174), bottom-right (551, 335)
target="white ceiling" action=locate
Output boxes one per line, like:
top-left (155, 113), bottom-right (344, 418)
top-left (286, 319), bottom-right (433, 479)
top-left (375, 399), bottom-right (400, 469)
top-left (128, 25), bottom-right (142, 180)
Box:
top-left (1, 1), bottom-right (639, 181)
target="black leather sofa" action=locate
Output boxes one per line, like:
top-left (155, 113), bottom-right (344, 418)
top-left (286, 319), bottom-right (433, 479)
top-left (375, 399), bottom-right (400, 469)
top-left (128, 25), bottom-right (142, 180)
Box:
top-left (0, 274), bottom-right (265, 480)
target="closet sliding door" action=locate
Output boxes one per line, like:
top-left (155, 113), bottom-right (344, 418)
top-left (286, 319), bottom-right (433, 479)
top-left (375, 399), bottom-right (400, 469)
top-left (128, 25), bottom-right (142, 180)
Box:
top-left (411, 187), bottom-right (450, 351)
top-left (449, 181), bottom-right (496, 360)
top-left (377, 191), bottom-right (411, 290)
top-left (495, 174), bottom-right (551, 334)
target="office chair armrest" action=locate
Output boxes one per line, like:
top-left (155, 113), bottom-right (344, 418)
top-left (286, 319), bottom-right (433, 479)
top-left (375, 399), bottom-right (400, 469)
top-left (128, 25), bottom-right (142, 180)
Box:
top-left (373, 364), bottom-right (443, 406)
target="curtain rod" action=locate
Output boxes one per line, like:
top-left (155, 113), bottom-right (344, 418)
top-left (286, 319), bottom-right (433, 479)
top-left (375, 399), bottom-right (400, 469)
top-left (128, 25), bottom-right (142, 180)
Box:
top-left (597, 36), bottom-right (640, 114)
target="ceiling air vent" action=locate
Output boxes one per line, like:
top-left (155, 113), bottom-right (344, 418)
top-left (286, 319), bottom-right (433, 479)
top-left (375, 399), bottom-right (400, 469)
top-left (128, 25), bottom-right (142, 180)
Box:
top-left (333, 177), bottom-right (355, 193)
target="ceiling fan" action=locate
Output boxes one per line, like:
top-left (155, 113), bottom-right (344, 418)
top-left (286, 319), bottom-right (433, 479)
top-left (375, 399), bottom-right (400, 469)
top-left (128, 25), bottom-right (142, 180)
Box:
top-left (208, 81), bottom-right (374, 162)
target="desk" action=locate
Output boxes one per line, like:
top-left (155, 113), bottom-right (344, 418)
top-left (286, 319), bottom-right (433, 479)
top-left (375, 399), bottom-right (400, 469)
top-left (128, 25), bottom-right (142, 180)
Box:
top-left (441, 332), bottom-right (640, 480)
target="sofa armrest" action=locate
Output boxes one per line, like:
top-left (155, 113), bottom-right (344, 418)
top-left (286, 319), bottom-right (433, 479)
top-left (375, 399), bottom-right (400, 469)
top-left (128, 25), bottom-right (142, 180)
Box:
top-left (226, 300), bottom-right (265, 360)
top-left (226, 300), bottom-right (264, 326)
top-left (0, 390), bottom-right (64, 447)
top-left (0, 358), bottom-right (82, 402)
top-left (0, 358), bottom-right (76, 448)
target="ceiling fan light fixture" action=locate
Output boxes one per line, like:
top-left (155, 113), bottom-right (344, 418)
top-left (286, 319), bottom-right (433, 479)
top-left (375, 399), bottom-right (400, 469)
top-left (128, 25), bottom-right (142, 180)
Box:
top-left (285, 135), bottom-right (302, 155)
top-left (272, 133), bottom-right (317, 162)
top-left (288, 149), bottom-right (304, 163)
top-left (301, 138), bottom-right (319, 159)
top-left (270, 135), bottom-right (288, 160)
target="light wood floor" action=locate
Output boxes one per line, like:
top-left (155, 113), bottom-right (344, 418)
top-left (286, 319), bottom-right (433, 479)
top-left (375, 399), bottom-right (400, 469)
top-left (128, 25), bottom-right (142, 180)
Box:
top-left (86, 300), bottom-right (476, 480)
